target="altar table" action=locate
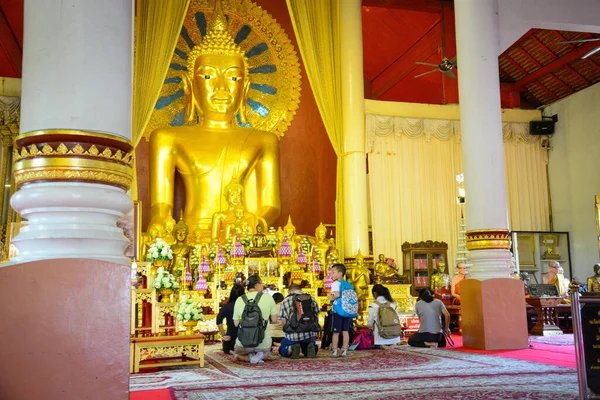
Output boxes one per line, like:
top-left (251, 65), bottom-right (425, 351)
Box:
top-left (130, 333), bottom-right (205, 373)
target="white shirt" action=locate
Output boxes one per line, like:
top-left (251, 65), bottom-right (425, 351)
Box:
top-left (367, 296), bottom-right (401, 345)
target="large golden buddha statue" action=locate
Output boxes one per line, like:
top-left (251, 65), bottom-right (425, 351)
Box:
top-left (148, 2), bottom-right (280, 238)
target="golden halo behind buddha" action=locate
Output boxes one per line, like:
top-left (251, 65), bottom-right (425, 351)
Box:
top-left (146, 0), bottom-right (301, 138)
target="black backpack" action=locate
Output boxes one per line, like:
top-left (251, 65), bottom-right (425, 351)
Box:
top-left (237, 293), bottom-right (267, 348)
top-left (283, 293), bottom-right (321, 333)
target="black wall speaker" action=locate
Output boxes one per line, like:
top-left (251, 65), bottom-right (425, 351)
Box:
top-left (529, 120), bottom-right (555, 135)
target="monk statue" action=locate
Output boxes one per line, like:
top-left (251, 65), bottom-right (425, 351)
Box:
top-left (171, 215), bottom-right (192, 275)
top-left (350, 251), bottom-right (371, 315)
top-left (374, 253), bottom-right (400, 284)
top-left (312, 222), bottom-right (331, 268)
top-left (451, 263), bottom-right (468, 305)
top-left (148, 1), bottom-right (280, 239)
top-left (430, 262), bottom-right (451, 292)
top-left (249, 224), bottom-right (273, 258)
top-left (542, 260), bottom-right (568, 297)
top-left (587, 263), bottom-right (600, 293)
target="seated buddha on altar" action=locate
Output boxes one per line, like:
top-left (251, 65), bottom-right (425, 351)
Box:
top-left (147, 1), bottom-right (281, 240)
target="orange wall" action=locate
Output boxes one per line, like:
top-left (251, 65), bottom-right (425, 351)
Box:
top-left (136, 0), bottom-right (337, 237)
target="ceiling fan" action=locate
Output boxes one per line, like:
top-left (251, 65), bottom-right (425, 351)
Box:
top-left (414, 0), bottom-right (457, 79)
top-left (557, 37), bottom-right (600, 59)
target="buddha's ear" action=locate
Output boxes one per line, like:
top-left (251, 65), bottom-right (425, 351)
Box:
top-left (238, 79), bottom-right (251, 125)
top-left (183, 74), bottom-right (197, 124)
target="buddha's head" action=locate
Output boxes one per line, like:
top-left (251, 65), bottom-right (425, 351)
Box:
top-left (378, 254), bottom-right (385, 262)
top-left (594, 263), bottom-right (600, 275)
top-left (256, 224), bottom-right (264, 234)
top-left (174, 216), bottom-right (189, 242)
top-left (315, 223), bottom-right (327, 241)
top-left (184, 0), bottom-right (250, 126)
top-left (284, 216), bottom-right (296, 237)
top-left (148, 226), bottom-right (159, 241)
top-left (224, 179), bottom-right (244, 207)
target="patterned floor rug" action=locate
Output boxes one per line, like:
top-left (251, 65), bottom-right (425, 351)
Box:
top-left (130, 343), bottom-right (578, 399)
top-left (528, 334), bottom-right (575, 346)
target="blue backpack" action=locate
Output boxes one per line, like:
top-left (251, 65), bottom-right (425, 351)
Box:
top-left (332, 279), bottom-right (359, 318)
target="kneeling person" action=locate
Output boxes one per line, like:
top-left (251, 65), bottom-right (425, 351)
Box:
top-left (279, 284), bottom-right (321, 359)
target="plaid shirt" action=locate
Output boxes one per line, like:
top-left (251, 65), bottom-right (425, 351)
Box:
top-left (279, 292), bottom-right (321, 342)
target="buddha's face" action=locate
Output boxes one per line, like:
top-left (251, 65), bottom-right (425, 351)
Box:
top-left (226, 188), bottom-right (243, 207)
top-left (256, 225), bottom-right (263, 234)
top-left (193, 54), bottom-right (246, 122)
top-left (175, 227), bottom-right (188, 242)
top-left (378, 254), bottom-right (385, 262)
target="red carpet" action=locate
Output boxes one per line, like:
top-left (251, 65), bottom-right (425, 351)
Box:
top-left (449, 335), bottom-right (576, 369)
top-left (129, 339), bottom-right (578, 399)
top-left (130, 389), bottom-right (172, 400)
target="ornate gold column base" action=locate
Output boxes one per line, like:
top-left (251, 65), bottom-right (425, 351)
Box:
top-left (465, 229), bottom-right (512, 280)
top-left (9, 130), bottom-right (133, 264)
top-left (465, 229), bottom-right (511, 251)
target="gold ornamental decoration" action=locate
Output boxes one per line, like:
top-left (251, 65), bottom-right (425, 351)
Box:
top-left (146, 0), bottom-right (301, 138)
top-left (13, 130), bottom-right (134, 190)
top-left (465, 229), bottom-right (511, 251)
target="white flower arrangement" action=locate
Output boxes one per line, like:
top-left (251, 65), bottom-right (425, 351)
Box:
top-left (146, 238), bottom-right (174, 262)
top-left (152, 267), bottom-right (180, 291)
top-left (176, 295), bottom-right (204, 322)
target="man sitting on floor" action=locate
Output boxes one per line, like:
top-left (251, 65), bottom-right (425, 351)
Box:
top-left (278, 284), bottom-right (322, 359)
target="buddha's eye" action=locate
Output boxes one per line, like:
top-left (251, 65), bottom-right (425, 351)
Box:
top-left (204, 75), bottom-right (212, 79)
top-left (231, 77), bottom-right (239, 82)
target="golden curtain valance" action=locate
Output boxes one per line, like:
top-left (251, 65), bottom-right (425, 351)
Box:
top-left (366, 114), bottom-right (540, 145)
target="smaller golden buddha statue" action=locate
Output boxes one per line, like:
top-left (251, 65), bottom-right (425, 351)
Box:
top-left (312, 222), bottom-right (331, 268)
top-left (211, 178), bottom-right (267, 244)
top-left (171, 215), bottom-right (192, 275)
top-left (375, 253), bottom-right (401, 284)
top-left (275, 226), bottom-right (285, 247)
top-left (164, 217), bottom-right (176, 246)
top-left (326, 238), bottom-right (339, 266)
top-left (587, 263), bottom-right (600, 293)
top-left (191, 228), bottom-right (204, 246)
top-left (282, 216), bottom-right (300, 256)
top-left (249, 224), bottom-right (273, 257)
top-left (141, 225), bottom-right (160, 262)
top-left (350, 250), bottom-right (371, 315)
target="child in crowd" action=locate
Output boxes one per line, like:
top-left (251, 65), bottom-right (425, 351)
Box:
top-left (216, 284), bottom-right (245, 354)
top-left (367, 284), bottom-right (401, 348)
top-left (271, 292), bottom-right (285, 346)
top-left (328, 263), bottom-right (353, 357)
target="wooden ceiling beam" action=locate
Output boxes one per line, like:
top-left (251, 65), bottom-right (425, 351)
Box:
top-left (503, 53), bottom-right (530, 79)
top-left (515, 41), bottom-right (600, 90)
top-left (0, 6), bottom-right (21, 77)
top-left (530, 35), bottom-right (557, 59)
top-left (549, 74), bottom-right (574, 94)
top-left (534, 81), bottom-right (559, 101)
top-left (372, 21), bottom-right (442, 99)
top-left (362, 0), bottom-right (445, 12)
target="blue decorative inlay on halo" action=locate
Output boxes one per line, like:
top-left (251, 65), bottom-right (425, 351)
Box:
top-left (247, 98), bottom-right (269, 117)
top-left (246, 43), bottom-right (268, 58)
top-left (250, 83), bottom-right (277, 95)
top-left (156, 89), bottom-right (184, 110)
top-left (195, 12), bottom-right (207, 38)
top-left (236, 113), bottom-right (251, 128)
top-left (249, 65), bottom-right (277, 74)
top-left (170, 63), bottom-right (187, 71)
top-left (235, 25), bottom-right (251, 45)
top-left (165, 77), bottom-right (182, 84)
top-left (175, 48), bottom-right (188, 60)
top-left (170, 110), bottom-right (185, 126)
top-left (181, 26), bottom-right (195, 50)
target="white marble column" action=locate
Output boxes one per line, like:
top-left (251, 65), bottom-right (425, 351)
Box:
top-left (340, 0), bottom-right (370, 258)
top-left (9, 0), bottom-right (134, 264)
top-left (454, 0), bottom-right (511, 279)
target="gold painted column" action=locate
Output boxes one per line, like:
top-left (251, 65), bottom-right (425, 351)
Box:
top-left (9, 0), bottom-right (134, 264)
top-left (340, 0), bottom-right (370, 258)
top-left (455, 0), bottom-right (512, 279)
